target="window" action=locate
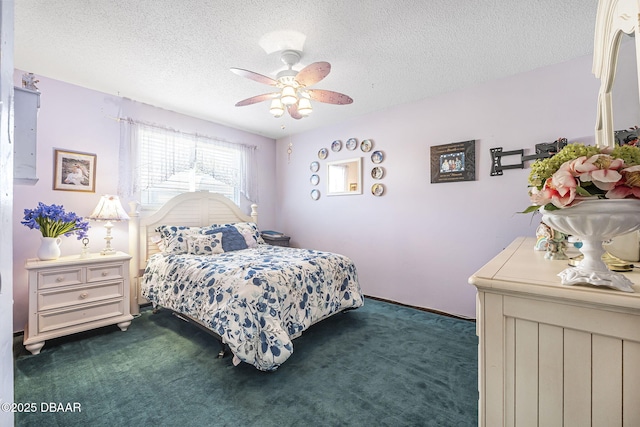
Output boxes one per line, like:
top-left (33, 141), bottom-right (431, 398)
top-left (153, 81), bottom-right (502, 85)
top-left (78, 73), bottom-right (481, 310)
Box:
top-left (119, 120), bottom-right (257, 209)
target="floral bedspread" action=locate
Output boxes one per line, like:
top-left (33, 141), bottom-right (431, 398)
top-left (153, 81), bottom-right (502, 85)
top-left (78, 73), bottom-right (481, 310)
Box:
top-left (140, 245), bottom-right (363, 371)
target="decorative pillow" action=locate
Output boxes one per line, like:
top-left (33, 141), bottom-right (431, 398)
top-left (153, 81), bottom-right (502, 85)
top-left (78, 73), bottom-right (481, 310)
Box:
top-left (239, 228), bottom-right (258, 248)
top-left (186, 232), bottom-right (224, 255)
top-left (155, 225), bottom-right (203, 254)
top-left (211, 222), bottom-right (265, 246)
top-left (203, 225), bottom-right (248, 252)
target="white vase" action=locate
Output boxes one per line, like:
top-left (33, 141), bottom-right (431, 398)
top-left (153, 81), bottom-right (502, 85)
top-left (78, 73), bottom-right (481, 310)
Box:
top-left (540, 199), bottom-right (640, 292)
top-left (37, 237), bottom-right (62, 260)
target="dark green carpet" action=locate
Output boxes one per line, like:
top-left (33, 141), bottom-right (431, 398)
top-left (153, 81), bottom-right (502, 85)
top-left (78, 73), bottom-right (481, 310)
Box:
top-left (13, 297), bottom-right (478, 427)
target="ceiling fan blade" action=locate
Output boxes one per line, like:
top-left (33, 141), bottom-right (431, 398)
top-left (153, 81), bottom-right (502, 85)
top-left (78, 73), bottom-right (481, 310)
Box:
top-left (295, 62), bottom-right (331, 87)
top-left (287, 104), bottom-right (303, 120)
top-left (235, 93), bottom-right (280, 107)
top-left (230, 68), bottom-right (279, 86)
top-left (307, 89), bottom-right (353, 105)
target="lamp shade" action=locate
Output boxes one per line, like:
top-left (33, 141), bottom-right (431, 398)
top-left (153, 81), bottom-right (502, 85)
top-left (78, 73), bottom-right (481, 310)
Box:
top-left (297, 97), bottom-right (313, 116)
top-left (269, 98), bottom-right (284, 117)
top-left (88, 195), bottom-right (130, 221)
top-left (280, 86), bottom-right (297, 105)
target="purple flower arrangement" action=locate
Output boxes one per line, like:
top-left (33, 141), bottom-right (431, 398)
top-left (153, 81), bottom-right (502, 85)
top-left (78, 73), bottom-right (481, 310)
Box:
top-left (22, 202), bottom-right (90, 239)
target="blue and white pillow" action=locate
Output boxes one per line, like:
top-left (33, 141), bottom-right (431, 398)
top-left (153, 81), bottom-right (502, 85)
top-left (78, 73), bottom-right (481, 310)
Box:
top-left (186, 232), bottom-right (224, 255)
top-left (155, 225), bottom-right (204, 255)
top-left (210, 222), bottom-right (265, 247)
top-left (155, 222), bottom-right (264, 254)
top-left (202, 225), bottom-right (248, 252)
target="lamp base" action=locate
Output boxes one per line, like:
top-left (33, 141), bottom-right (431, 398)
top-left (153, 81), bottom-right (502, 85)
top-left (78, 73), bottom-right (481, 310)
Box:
top-left (100, 221), bottom-right (116, 256)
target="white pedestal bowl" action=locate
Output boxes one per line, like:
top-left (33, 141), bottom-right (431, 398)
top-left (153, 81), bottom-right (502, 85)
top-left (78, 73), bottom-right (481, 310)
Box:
top-left (540, 199), bottom-right (640, 292)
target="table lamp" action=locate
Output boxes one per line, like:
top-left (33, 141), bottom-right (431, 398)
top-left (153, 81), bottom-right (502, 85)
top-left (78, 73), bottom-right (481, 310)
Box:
top-left (88, 195), bottom-right (130, 255)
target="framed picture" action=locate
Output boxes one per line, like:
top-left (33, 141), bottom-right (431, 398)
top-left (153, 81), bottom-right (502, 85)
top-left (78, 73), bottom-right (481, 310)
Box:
top-left (430, 140), bottom-right (476, 184)
top-left (53, 149), bottom-right (96, 192)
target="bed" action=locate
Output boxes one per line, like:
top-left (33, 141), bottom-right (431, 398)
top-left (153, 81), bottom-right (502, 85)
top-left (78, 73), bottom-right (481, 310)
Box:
top-left (129, 192), bottom-right (364, 371)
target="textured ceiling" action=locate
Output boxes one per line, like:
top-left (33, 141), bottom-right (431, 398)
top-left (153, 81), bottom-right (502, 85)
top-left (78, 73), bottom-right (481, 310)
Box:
top-left (14, 0), bottom-right (598, 139)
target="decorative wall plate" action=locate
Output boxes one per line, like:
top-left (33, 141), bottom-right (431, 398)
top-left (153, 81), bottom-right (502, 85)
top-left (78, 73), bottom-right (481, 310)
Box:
top-left (346, 138), bottom-right (358, 150)
top-left (310, 161), bottom-right (320, 172)
top-left (318, 148), bottom-right (328, 159)
top-left (371, 166), bottom-right (384, 179)
top-left (311, 189), bottom-right (320, 200)
top-left (371, 150), bottom-right (384, 164)
top-left (361, 139), bottom-right (373, 152)
top-left (331, 140), bottom-right (342, 152)
top-left (371, 183), bottom-right (385, 196)
top-left (310, 174), bottom-right (319, 185)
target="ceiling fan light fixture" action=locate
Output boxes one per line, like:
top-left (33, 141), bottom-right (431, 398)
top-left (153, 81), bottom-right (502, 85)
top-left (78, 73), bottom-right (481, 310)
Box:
top-left (269, 98), bottom-right (284, 117)
top-left (231, 47), bottom-right (353, 121)
top-left (297, 97), bottom-right (313, 116)
top-left (280, 85), bottom-right (297, 105)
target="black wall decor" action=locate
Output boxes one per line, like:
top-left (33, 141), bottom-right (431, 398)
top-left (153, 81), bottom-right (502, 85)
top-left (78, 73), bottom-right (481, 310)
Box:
top-left (430, 140), bottom-right (476, 183)
top-left (490, 138), bottom-right (567, 176)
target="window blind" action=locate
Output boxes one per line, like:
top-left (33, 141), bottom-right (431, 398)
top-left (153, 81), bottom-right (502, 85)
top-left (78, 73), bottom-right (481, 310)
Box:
top-left (118, 119), bottom-right (258, 208)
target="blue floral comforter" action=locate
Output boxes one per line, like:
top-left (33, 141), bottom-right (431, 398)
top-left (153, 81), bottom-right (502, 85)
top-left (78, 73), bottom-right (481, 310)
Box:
top-left (140, 245), bottom-right (364, 371)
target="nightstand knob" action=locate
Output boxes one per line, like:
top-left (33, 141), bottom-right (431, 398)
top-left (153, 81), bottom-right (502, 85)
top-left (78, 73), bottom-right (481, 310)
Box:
top-left (101, 271), bottom-right (108, 276)
top-left (79, 292), bottom-right (89, 299)
top-left (56, 276), bottom-right (64, 282)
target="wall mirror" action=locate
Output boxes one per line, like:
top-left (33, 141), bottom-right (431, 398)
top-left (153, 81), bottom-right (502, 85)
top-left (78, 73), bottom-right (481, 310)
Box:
top-left (593, 0), bottom-right (640, 148)
top-left (611, 36), bottom-right (639, 140)
top-left (327, 157), bottom-right (362, 196)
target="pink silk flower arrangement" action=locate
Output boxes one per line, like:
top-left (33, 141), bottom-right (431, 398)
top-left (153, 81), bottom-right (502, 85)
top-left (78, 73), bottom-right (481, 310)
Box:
top-left (524, 143), bottom-right (640, 213)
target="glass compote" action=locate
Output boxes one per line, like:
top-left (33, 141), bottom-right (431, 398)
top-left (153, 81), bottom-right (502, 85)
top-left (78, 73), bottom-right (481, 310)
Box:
top-left (540, 199), bottom-right (640, 292)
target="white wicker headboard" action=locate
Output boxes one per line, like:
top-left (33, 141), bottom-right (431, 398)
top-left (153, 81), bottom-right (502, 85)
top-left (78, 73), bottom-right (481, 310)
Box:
top-left (128, 191), bottom-right (257, 310)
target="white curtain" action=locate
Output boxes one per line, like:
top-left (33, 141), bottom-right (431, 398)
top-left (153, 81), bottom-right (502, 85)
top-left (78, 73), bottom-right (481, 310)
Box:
top-left (117, 118), bottom-right (139, 199)
top-left (118, 119), bottom-right (258, 203)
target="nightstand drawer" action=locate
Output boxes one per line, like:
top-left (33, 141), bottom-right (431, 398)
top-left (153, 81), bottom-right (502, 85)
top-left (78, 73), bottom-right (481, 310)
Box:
top-left (87, 263), bottom-right (124, 282)
top-left (38, 281), bottom-right (124, 311)
top-left (38, 267), bottom-right (83, 290)
top-left (38, 299), bottom-right (126, 333)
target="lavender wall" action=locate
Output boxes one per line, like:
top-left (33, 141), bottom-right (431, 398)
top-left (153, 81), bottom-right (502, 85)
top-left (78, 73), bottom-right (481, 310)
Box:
top-left (274, 46), bottom-right (639, 318)
top-left (12, 73), bottom-right (277, 332)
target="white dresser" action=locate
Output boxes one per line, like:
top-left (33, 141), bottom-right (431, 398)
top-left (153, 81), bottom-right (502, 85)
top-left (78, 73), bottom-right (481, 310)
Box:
top-left (23, 252), bottom-right (133, 355)
top-left (469, 237), bottom-right (640, 427)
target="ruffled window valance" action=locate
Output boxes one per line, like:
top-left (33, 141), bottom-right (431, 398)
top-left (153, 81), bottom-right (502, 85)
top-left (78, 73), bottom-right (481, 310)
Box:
top-left (118, 119), bottom-right (258, 205)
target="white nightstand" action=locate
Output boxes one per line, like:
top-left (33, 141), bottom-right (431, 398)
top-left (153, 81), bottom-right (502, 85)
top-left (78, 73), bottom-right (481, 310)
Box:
top-left (23, 251), bottom-right (133, 355)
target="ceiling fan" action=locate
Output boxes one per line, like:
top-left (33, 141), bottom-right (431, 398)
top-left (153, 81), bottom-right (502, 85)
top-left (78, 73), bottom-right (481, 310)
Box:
top-left (230, 50), bottom-right (353, 119)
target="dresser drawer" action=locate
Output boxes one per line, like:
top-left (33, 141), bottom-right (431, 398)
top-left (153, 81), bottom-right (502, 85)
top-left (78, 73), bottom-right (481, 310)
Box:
top-left (38, 281), bottom-right (124, 311)
top-left (87, 263), bottom-right (124, 282)
top-left (38, 299), bottom-right (125, 333)
top-left (38, 267), bottom-right (83, 290)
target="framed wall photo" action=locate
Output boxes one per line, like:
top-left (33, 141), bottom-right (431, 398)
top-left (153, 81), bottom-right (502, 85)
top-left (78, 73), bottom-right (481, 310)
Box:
top-left (53, 149), bottom-right (96, 192)
top-left (430, 140), bottom-right (476, 183)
